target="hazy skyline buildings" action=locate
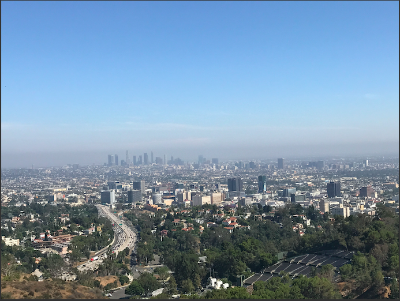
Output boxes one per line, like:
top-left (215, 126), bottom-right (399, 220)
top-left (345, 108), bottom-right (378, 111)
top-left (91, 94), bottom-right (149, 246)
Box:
top-left (278, 158), bottom-right (284, 169)
top-left (126, 150), bottom-right (130, 164)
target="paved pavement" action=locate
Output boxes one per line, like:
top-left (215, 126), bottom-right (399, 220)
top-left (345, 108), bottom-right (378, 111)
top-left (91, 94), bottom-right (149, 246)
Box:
top-left (130, 254), bottom-right (166, 278)
top-left (76, 205), bottom-right (138, 273)
top-left (109, 287), bottom-right (131, 299)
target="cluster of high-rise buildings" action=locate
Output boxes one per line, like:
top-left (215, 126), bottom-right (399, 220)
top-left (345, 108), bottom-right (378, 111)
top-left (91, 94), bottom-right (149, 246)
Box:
top-left (107, 151), bottom-right (195, 167)
top-left (100, 180), bottom-right (146, 205)
top-left (108, 151), bottom-right (156, 166)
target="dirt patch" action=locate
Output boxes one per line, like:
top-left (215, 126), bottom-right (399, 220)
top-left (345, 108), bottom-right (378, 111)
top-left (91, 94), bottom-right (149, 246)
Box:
top-left (95, 275), bottom-right (120, 287)
top-left (1, 279), bottom-right (107, 299)
top-left (72, 258), bottom-right (90, 268)
top-left (337, 280), bottom-right (355, 297)
top-left (381, 286), bottom-right (391, 298)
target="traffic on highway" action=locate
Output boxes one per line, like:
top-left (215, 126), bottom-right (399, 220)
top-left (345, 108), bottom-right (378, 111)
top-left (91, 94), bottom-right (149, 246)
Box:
top-left (76, 204), bottom-right (137, 273)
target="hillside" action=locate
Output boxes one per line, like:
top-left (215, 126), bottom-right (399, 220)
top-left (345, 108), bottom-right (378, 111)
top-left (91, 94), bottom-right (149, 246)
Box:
top-left (1, 277), bottom-right (107, 299)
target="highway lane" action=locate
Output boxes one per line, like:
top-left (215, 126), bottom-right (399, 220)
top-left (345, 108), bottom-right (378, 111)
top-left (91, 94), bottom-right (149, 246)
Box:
top-left (96, 204), bottom-right (137, 255)
top-left (75, 204), bottom-right (137, 273)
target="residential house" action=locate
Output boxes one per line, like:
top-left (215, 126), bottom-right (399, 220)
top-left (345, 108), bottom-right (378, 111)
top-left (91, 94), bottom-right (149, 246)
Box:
top-left (224, 227), bottom-right (234, 233)
top-left (207, 222), bottom-right (217, 228)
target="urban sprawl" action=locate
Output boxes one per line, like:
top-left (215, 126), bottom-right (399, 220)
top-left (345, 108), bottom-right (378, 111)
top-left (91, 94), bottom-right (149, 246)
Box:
top-left (1, 153), bottom-right (399, 299)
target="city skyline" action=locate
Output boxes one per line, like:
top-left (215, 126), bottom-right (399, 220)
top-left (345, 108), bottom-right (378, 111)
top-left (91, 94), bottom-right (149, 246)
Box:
top-left (1, 1), bottom-right (399, 168)
top-left (1, 148), bottom-right (399, 169)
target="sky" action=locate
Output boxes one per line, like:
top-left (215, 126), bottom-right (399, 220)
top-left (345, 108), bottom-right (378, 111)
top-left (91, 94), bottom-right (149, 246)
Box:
top-left (1, 1), bottom-right (399, 168)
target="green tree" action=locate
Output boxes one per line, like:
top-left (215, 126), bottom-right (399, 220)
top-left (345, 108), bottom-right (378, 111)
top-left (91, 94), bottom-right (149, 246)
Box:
top-left (119, 275), bottom-right (130, 286)
top-left (389, 279), bottom-right (399, 299)
top-left (137, 272), bottom-right (160, 295)
top-left (126, 281), bottom-right (144, 296)
top-left (319, 264), bottom-right (335, 282)
top-left (166, 275), bottom-right (178, 295)
top-left (339, 264), bottom-right (353, 281)
top-left (181, 279), bottom-right (195, 294)
top-left (153, 266), bottom-right (169, 280)
top-left (193, 274), bottom-right (202, 290)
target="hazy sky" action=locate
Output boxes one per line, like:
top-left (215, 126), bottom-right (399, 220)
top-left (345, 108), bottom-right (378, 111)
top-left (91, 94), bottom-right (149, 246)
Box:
top-left (1, 1), bottom-right (399, 167)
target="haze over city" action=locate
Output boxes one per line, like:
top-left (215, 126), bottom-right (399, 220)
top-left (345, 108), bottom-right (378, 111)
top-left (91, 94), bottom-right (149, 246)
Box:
top-left (1, 1), bottom-right (399, 168)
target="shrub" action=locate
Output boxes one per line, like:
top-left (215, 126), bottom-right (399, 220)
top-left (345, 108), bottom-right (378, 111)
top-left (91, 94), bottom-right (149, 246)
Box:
top-left (1, 293), bottom-right (12, 299)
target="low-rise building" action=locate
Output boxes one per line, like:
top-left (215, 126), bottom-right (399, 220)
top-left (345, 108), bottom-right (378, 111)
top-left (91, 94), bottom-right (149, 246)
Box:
top-left (2, 236), bottom-right (20, 246)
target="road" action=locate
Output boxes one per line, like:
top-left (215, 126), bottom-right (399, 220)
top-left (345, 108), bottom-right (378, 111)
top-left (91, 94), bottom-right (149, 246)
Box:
top-left (96, 205), bottom-right (137, 254)
top-left (75, 204), bottom-right (137, 273)
top-left (109, 287), bottom-right (131, 299)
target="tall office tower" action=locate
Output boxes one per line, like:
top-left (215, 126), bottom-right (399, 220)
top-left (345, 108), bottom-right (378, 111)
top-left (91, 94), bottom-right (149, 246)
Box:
top-left (144, 153), bottom-right (148, 165)
top-left (115, 154), bottom-right (118, 166)
top-left (126, 150), bottom-right (130, 164)
top-left (132, 180), bottom-right (145, 194)
top-left (152, 193), bottom-right (162, 205)
top-left (128, 190), bottom-right (142, 203)
top-left (258, 175), bottom-right (266, 193)
top-left (107, 181), bottom-right (117, 190)
top-left (278, 158), bottom-right (284, 169)
top-left (320, 199), bottom-right (330, 213)
top-left (138, 155), bottom-right (142, 165)
top-left (282, 188), bottom-right (296, 197)
top-left (363, 159), bottom-right (369, 167)
top-left (151, 151), bottom-right (153, 164)
top-left (101, 190), bottom-right (115, 204)
top-left (316, 160), bottom-right (325, 170)
top-left (249, 161), bottom-right (256, 169)
top-left (228, 177), bottom-right (243, 192)
top-left (212, 158), bottom-right (219, 165)
top-left (155, 157), bottom-right (163, 165)
top-left (327, 181), bottom-right (341, 198)
top-left (198, 155), bottom-right (204, 165)
top-left (359, 186), bottom-right (375, 198)
top-left (108, 155), bottom-right (113, 166)
top-left (238, 161), bottom-right (244, 169)
top-left (133, 156), bottom-right (137, 165)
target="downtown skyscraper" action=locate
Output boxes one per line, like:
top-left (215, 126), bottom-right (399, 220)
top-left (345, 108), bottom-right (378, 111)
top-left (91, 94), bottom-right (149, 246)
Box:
top-left (278, 158), bottom-right (284, 169)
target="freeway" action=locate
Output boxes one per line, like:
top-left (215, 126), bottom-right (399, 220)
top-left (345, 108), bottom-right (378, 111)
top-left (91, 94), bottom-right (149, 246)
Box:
top-left (96, 204), bottom-right (137, 255)
top-left (75, 204), bottom-right (137, 273)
